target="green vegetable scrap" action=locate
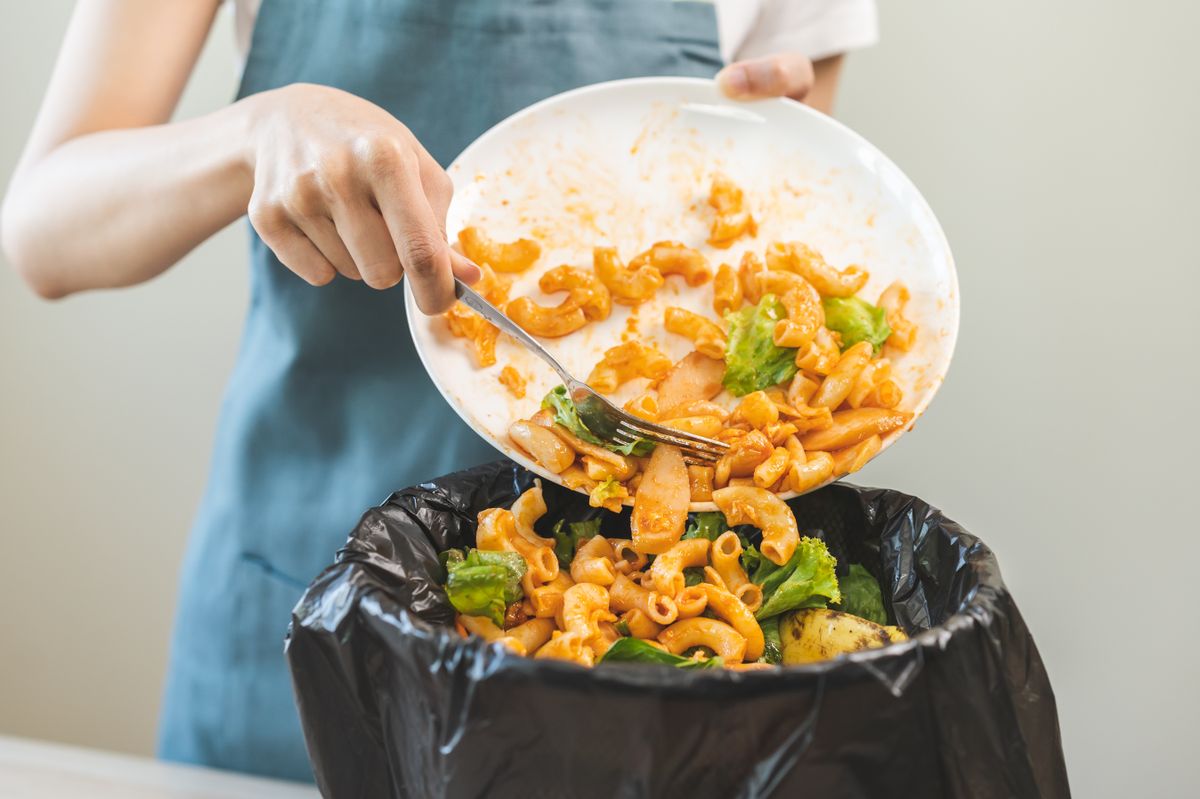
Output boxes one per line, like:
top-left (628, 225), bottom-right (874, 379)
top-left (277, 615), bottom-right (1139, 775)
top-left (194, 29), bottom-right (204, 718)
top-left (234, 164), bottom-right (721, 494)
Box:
top-left (822, 296), bottom-right (891, 352)
top-left (598, 637), bottom-right (723, 669)
top-left (759, 616), bottom-right (783, 665)
top-left (443, 548), bottom-right (527, 627)
top-left (541, 385), bottom-right (653, 456)
top-left (682, 512), bottom-right (751, 549)
top-left (552, 518), bottom-right (603, 568)
top-left (833, 563), bottom-right (888, 625)
top-left (682, 512), bottom-right (729, 541)
top-left (743, 536), bottom-right (841, 620)
top-left (722, 294), bottom-right (799, 396)
top-left (590, 477), bottom-right (627, 508)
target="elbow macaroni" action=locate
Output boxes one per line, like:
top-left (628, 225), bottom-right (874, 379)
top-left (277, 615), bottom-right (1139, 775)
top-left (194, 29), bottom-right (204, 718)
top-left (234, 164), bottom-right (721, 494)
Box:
top-left (594, 246), bottom-right (664, 305)
top-left (511, 482), bottom-right (554, 547)
top-left (587, 341), bottom-right (672, 394)
top-left (711, 486), bottom-right (799, 567)
top-left (712, 262), bottom-right (743, 316)
top-left (698, 583), bottom-right (764, 662)
top-left (535, 630), bottom-right (594, 666)
top-left (706, 175), bottom-right (757, 249)
top-left (498, 365), bottom-right (527, 399)
top-left (878, 280), bottom-right (917, 351)
top-left (687, 464), bottom-right (715, 502)
top-left (673, 585), bottom-right (709, 619)
top-left (658, 617), bottom-right (748, 663)
top-left (506, 294), bottom-right (588, 338)
top-left (458, 227), bottom-right (541, 273)
top-left (610, 572), bottom-right (678, 625)
top-left (709, 532), bottom-right (755, 608)
top-left (812, 341), bottom-right (875, 409)
top-left (663, 307), bottom-right (726, 360)
top-left (571, 534), bottom-right (618, 586)
top-left (530, 571), bottom-right (575, 619)
top-left (558, 583), bottom-right (617, 643)
top-left (620, 609), bottom-right (664, 640)
top-left (794, 327), bottom-right (841, 376)
top-left (765, 241), bottom-right (868, 297)
top-left (539, 265), bottom-right (612, 322)
top-left (648, 538), bottom-right (710, 597)
top-left (630, 241), bottom-right (712, 286)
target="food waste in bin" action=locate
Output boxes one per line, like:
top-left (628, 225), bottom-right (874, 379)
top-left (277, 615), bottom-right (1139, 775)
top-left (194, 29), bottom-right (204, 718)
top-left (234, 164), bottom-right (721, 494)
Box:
top-left (287, 463), bottom-right (1069, 799)
top-left (441, 480), bottom-right (907, 669)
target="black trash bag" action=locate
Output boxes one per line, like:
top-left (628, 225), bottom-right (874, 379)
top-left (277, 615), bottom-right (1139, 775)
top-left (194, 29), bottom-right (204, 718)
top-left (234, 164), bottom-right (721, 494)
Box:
top-left (286, 460), bottom-right (1069, 799)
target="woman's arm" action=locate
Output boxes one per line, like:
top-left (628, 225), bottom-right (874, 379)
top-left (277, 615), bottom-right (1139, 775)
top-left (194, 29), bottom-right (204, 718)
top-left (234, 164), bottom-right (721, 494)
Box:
top-left (2, 0), bottom-right (475, 311)
top-left (806, 56), bottom-right (844, 115)
top-left (0, 0), bottom-right (245, 299)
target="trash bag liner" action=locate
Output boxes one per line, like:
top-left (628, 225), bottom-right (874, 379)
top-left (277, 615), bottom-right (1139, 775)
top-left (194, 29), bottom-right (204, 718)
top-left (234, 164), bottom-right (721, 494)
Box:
top-left (286, 460), bottom-right (1069, 798)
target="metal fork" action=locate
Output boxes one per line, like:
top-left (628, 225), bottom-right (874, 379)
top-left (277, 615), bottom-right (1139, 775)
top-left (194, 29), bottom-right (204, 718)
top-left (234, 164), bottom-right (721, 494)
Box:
top-left (454, 279), bottom-right (729, 463)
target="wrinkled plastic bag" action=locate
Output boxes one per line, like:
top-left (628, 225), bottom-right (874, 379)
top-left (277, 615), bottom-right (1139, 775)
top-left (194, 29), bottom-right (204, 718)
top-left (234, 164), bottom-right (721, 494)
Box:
top-left (286, 460), bottom-right (1069, 798)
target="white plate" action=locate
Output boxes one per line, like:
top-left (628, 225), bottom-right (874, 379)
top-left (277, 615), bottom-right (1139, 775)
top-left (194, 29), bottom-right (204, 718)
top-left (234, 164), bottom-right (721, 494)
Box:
top-left (407, 77), bottom-right (959, 510)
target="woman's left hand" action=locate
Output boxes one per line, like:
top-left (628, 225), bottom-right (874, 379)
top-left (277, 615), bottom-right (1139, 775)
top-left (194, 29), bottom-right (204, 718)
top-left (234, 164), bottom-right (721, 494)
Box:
top-left (715, 53), bottom-right (815, 102)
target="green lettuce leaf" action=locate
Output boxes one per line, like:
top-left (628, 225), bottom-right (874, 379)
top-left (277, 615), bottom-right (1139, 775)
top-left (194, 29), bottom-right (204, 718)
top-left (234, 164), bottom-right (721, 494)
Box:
top-left (552, 518), bottom-right (603, 568)
top-left (590, 477), bottom-right (628, 510)
top-left (609, 437), bottom-right (654, 456)
top-left (683, 567), bottom-right (705, 587)
top-left (541, 385), bottom-right (653, 456)
top-left (444, 548), bottom-right (527, 626)
top-left (598, 636), bottom-right (723, 669)
top-left (745, 537), bottom-right (842, 620)
top-left (722, 295), bottom-right (799, 396)
top-left (440, 547), bottom-right (465, 579)
top-left (740, 544), bottom-right (770, 582)
top-left (682, 511), bottom-right (729, 541)
top-left (834, 563), bottom-right (888, 625)
top-left (822, 296), bottom-right (891, 352)
top-left (759, 616), bottom-right (783, 665)
top-left (683, 511), bottom-right (752, 553)
top-left (542, 385), bottom-right (602, 444)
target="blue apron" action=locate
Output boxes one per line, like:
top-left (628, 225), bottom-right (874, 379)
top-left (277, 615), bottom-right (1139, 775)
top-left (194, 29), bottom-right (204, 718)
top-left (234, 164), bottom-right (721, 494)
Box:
top-left (158, 0), bottom-right (721, 782)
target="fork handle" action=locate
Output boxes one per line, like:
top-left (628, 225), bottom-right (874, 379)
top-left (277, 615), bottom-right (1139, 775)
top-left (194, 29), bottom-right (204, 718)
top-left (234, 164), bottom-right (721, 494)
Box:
top-left (454, 278), bottom-right (574, 386)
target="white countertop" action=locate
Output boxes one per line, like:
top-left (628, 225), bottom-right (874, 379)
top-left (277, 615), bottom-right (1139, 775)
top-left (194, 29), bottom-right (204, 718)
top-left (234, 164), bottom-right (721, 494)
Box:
top-left (0, 735), bottom-right (320, 799)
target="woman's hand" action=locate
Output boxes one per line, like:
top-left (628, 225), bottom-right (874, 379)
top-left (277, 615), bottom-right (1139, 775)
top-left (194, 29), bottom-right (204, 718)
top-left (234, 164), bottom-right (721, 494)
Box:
top-left (716, 53), bottom-right (816, 103)
top-left (716, 52), bottom-right (844, 115)
top-left (244, 83), bottom-right (479, 313)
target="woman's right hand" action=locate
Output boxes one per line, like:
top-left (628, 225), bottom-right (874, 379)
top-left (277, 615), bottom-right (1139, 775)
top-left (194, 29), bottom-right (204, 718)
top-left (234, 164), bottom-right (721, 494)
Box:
top-left (242, 83), bottom-right (480, 313)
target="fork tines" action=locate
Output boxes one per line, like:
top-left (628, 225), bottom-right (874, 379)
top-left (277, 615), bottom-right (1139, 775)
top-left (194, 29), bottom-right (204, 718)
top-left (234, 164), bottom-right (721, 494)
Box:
top-left (613, 419), bottom-right (729, 464)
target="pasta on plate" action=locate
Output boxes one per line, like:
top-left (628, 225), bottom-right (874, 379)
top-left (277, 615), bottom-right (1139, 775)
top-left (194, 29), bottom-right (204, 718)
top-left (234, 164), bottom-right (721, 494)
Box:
top-left (443, 176), bottom-right (920, 508)
top-left (441, 481), bottom-right (908, 669)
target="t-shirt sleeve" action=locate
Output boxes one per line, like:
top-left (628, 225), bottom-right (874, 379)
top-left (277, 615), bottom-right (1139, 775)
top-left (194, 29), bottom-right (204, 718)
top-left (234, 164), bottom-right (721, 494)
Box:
top-left (735, 0), bottom-right (879, 62)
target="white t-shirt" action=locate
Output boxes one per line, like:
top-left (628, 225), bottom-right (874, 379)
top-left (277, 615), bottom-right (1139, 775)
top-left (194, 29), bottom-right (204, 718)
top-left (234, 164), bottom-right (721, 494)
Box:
top-left (230, 0), bottom-right (878, 66)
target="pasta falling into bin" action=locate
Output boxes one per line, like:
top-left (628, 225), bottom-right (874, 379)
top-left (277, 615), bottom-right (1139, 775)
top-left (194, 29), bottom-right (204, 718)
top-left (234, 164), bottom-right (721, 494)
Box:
top-left (444, 175), bottom-right (920, 515)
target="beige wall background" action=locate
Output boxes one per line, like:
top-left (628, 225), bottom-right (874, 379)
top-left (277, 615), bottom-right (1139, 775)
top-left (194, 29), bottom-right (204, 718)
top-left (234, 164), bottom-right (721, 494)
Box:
top-left (1, 1), bottom-right (1196, 795)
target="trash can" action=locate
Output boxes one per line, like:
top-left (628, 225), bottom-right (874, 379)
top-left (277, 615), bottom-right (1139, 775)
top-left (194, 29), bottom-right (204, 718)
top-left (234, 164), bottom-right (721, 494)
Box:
top-left (286, 460), bottom-right (1069, 798)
